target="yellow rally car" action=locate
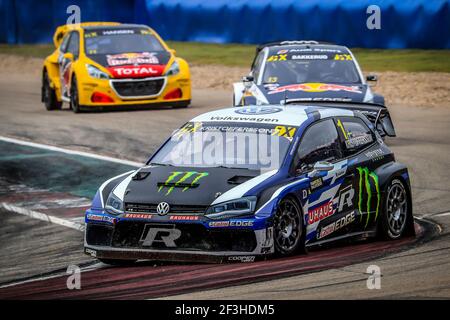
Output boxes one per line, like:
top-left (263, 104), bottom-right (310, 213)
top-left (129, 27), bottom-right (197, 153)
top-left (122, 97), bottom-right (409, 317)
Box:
top-left (41, 22), bottom-right (191, 112)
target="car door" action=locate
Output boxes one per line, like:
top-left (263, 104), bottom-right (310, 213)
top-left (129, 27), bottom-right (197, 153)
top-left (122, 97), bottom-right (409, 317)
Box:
top-left (58, 31), bottom-right (79, 99)
top-left (291, 118), bottom-right (355, 244)
top-left (334, 115), bottom-right (381, 233)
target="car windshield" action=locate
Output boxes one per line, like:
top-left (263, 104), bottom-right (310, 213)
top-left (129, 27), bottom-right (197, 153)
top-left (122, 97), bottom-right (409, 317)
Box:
top-left (262, 50), bottom-right (361, 84)
top-left (150, 122), bottom-right (297, 171)
top-left (84, 28), bottom-right (165, 56)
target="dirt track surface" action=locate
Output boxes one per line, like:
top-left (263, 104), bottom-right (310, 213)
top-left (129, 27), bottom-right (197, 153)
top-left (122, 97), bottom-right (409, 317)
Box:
top-left (0, 55), bottom-right (450, 299)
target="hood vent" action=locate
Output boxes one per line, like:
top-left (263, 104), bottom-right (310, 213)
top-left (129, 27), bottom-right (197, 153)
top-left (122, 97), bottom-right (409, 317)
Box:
top-left (227, 175), bottom-right (254, 185)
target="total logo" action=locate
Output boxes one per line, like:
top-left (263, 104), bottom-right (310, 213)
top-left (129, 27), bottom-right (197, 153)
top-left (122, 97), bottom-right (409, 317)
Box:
top-left (268, 83), bottom-right (362, 95)
top-left (108, 65), bottom-right (165, 78)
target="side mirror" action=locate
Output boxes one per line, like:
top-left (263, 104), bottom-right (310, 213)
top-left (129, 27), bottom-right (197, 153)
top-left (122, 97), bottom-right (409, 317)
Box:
top-left (242, 76), bottom-right (254, 90)
top-left (169, 48), bottom-right (177, 56)
top-left (375, 110), bottom-right (396, 137)
top-left (309, 161), bottom-right (334, 177)
top-left (366, 74), bottom-right (378, 86)
top-left (63, 52), bottom-right (74, 61)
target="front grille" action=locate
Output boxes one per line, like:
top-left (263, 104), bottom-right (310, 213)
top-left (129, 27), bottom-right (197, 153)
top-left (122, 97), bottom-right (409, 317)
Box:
top-left (112, 78), bottom-right (165, 97)
top-left (125, 203), bottom-right (207, 215)
top-left (111, 221), bottom-right (256, 252)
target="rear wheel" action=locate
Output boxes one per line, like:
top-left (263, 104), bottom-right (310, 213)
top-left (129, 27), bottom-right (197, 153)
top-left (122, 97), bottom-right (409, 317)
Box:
top-left (379, 179), bottom-right (411, 239)
top-left (273, 197), bottom-right (305, 256)
top-left (98, 258), bottom-right (137, 266)
top-left (42, 71), bottom-right (62, 111)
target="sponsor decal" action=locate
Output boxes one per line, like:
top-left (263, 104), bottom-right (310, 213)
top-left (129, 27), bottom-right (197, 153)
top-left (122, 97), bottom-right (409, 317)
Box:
top-left (124, 213), bottom-right (153, 219)
top-left (292, 54), bottom-right (328, 60)
top-left (345, 134), bottom-right (373, 149)
top-left (108, 65), bottom-right (165, 78)
top-left (317, 211), bottom-right (356, 239)
top-left (86, 213), bottom-right (116, 224)
top-left (272, 125), bottom-right (296, 139)
top-left (356, 167), bottom-right (380, 228)
top-left (365, 148), bottom-right (385, 162)
top-left (235, 106), bottom-right (283, 115)
top-left (102, 29), bottom-right (135, 36)
top-left (209, 116), bottom-right (279, 123)
top-left (141, 225), bottom-right (181, 247)
top-left (267, 54), bottom-right (287, 62)
top-left (308, 201), bottom-right (334, 224)
top-left (337, 185), bottom-right (355, 212)
top-left (289, 97), bottom-right (353, 102)
top-left (310, 177), bottom-right (323, 191)
top-left (169, 215), bottom-right (199, 221)
top-left (209, 220), bottom-right (254, 228)
top-left (268, 83), bottom-right (362, 95)
top-left (334, 54), bottom-right (353, 61)
top-left (228, 256), bottom-right (255, 263)
top-left (158, 171), bottom-right (209, 195)
top-left (106, 52), bottom-right (159, 66)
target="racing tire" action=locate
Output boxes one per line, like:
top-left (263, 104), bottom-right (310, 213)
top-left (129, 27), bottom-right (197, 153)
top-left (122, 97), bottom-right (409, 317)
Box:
top-left (42, 71), bottom-right (62, 111)
top-left (70, 76), bottom-right (83, 113)
top-left (378, 178), bottom-right (414, 240)
top-left (98, 258), bottom-right (137, 266)
top-left (273, 196), bottom-right (306, 256)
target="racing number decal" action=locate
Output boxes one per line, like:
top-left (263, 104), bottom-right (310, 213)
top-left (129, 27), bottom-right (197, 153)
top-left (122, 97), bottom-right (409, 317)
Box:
top-left (267, 54), bottom-right (287, 62)
top-left (337, 119), bottom-right (349, 140)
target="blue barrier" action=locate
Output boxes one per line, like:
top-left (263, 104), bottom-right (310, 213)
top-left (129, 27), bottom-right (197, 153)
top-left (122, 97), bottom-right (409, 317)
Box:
top-left (1, 0), bottom-right (449, 48)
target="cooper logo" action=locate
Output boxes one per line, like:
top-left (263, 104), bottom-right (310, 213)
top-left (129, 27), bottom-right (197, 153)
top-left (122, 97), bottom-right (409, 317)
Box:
top-left (141, 225), bottom-right (181, 247)
top-left (157, 202), bottom-right (170, 215)
top-left (228, 256), bottom-right (255, 263)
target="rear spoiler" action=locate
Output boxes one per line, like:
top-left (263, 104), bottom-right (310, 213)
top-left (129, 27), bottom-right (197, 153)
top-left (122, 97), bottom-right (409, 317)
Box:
top-left (285, 100), bottom-right (396, 137)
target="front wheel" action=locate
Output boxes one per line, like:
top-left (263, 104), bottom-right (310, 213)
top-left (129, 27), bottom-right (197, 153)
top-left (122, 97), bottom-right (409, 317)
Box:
top-left (70, 76), bottom-right (82, 113)
top-left (273, 197), bottom-right (305, 256)
top-left (379, 178), bottom-right (412, 239)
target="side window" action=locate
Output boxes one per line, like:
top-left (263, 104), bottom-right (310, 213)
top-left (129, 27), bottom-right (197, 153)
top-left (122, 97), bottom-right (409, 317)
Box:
top-left (336, 117), bottom-right (374, 155)
top-left (59, 33), bottom-right (71, 53)
top-left (66, 32), bottom-right (80, 59)
top-left (295, 119), bottom-right (342, 171)
top-left (251, 51), bottom-right (265, 83)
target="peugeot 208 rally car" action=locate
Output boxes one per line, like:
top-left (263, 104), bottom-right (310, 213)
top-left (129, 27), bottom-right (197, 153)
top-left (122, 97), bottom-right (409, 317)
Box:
top-left (84, 104), bottom-right (414, 264)
top-left (42, 22), bottom-right (191, 113)
top-left (233, 41), bottom-right (384, 107)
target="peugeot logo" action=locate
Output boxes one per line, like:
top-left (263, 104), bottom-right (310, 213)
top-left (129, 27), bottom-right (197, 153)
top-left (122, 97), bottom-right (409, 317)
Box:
top-left (156, 202), bottom-right (170, 216)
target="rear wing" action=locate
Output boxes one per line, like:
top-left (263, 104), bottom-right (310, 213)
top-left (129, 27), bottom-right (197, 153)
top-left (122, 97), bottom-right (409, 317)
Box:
top-left (286, 100), bottom-right (396, 137)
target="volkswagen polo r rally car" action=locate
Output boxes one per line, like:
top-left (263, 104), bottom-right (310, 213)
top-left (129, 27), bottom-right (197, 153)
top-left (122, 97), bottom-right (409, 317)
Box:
top-left (233, 41), bottom-right (384, 107)
top-left (84, 104), bottom-right (414, 264)
top-left (42, 22), bottom-right (191, 113)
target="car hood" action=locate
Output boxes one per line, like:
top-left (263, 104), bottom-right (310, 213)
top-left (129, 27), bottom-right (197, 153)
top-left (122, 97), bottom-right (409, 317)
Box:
top-left (120, 165), bottom-right (261, 208)
top-left (88, 51), bottom-right (171, 79)
top-left (256, 82), bottom-right (371, 103)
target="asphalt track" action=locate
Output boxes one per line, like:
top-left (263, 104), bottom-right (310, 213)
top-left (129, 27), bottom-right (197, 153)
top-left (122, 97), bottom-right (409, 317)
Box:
top-left (0, 74), bottom-right (449, 299)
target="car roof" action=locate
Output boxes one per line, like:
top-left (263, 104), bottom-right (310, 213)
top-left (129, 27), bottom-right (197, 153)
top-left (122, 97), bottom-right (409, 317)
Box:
top-left (190, 105), bottom-right (354, 127)
top-left (257, 40), bottom-right (349, 53)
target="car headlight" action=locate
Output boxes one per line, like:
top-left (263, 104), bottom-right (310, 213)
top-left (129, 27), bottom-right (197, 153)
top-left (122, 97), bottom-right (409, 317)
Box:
top-left (86, 64), bottom-right (109, 79)
top-left (105, 192), bottom-right (124, 215)
top-left (166, 60), bottom-right (180, 76)
top-left (205, 196), bottom-right (257, 219)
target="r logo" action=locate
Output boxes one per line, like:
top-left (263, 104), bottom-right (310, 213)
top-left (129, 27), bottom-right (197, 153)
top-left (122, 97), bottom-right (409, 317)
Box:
top-left (338, 185), bottom-right (355, 212)
top-left (141, 225), bottom-right (181, 247)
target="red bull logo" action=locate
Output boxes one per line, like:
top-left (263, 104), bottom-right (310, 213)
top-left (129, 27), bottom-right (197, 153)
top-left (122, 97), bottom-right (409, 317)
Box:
top-left (267, 83), bottom-right (362, 95)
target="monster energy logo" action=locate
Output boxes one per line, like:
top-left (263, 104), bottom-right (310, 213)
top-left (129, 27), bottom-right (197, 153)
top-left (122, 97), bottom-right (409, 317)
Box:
top-left (356, 167), bottom-right (380, 228)
top-left (158, 171), bottom-right (209, 195)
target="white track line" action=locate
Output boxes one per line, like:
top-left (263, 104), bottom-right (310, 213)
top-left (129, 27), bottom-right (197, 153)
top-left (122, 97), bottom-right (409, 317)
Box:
top-left (0, 136), bottom-right (142, 167)
top-left (0, 203), bottom-right (84, 232)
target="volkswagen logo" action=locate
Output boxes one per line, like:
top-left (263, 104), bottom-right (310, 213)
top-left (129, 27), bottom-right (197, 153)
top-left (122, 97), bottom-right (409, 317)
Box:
top-left (156, 202), bottom-right (170, 216)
